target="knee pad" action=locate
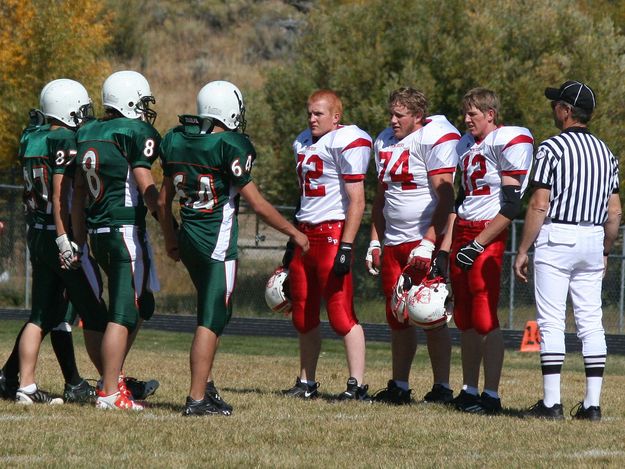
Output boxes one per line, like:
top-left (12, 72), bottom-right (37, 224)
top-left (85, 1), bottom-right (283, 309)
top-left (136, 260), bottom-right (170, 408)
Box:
top-left (474, 319), bottom-right (499, 336)
top-left (80, 313), bottom-right (107, 333)
top-left (580, 329), bottom-right (607, 356)
top-left (328, 315), bottom-right (357, 337)
top-left (199, 318), bottom-right (227, 337)
top-left (292, 313), bottom-right (320, 334)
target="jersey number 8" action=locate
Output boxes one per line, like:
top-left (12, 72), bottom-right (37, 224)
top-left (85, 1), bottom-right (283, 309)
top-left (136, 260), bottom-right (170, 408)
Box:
top-left (82, 150), bottom-right (103, 200)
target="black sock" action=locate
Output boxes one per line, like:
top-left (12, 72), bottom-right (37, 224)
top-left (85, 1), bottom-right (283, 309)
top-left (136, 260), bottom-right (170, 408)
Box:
top-left (50, 330), bottom-right (81, 386)
top-left (3, 322), bottom-right (27, 381)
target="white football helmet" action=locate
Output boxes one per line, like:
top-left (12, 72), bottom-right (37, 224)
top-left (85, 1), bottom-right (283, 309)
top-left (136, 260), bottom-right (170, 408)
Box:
top-left (390, 271), bottom-right (413, 324)
top-left (265, 268), bottom-right (291, 314)
top-left (406, 277), bottom-right (451, 330)
top-left (197, 80), bottom-right (246, 131)
top-left (102, 71), bottom-right (156, 124)
top-left (39, 79), bottom-right (92, 128)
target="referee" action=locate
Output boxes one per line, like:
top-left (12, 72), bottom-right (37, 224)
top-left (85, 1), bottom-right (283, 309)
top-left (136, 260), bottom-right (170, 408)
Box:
top-left (514, 81), bottom-right (622, 421)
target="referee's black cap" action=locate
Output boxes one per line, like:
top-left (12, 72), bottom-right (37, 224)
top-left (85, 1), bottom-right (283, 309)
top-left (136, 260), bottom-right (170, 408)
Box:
top-left (545, 80), bottom-right (596, 112)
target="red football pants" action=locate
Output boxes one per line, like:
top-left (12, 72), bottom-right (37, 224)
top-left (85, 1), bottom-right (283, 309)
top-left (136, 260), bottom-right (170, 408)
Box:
top-left (450, 218), bottom-right (507, 334)
top-left (289, 221), bottom-right (359, 336)
top-left (381, 240), bottom-right (429, 330)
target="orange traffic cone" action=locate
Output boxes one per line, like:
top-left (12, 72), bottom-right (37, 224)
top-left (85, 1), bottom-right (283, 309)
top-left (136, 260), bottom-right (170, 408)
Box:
top-left (520, 320), bottom-right (541, 352)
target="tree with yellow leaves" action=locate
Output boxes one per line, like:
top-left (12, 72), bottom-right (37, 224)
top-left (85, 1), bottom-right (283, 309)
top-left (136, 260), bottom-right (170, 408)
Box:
top-left (0, 0), bottom-right (113, 174)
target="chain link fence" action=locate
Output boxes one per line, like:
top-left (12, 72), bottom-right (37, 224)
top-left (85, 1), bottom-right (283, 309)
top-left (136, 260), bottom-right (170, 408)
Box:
top-left (2, 183), bottom-right (625, 333)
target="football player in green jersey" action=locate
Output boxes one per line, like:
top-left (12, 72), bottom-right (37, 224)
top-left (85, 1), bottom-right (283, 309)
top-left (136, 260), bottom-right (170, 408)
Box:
top-left (73, 71), bottom-right (161, 411)
top-left (11, 79), bottom-right (108, 405)
top-left (158, 81), bottom-right (309, 416)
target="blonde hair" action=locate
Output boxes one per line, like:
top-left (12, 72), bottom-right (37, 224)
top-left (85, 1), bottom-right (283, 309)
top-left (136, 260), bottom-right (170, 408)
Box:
top-left (462, 87), bottom-right (500, 124)
top-left (388, 87), bottom-right (428, 118)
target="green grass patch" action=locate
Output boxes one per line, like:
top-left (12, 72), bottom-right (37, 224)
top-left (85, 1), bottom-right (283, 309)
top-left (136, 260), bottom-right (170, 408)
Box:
top-left (1, 320), bottom-right (625, 467)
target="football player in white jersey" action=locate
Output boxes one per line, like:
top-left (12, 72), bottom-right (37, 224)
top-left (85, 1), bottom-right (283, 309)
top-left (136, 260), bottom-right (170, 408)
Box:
top-left (283, 89), bottom-right (373, 401)
top-left (365, 88), bottom-right (459, 405)
top-left (446, 88), bottom-right (533, 414)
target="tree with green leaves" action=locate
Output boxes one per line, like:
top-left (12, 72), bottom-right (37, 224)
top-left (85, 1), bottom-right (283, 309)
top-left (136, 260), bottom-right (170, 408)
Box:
top-left (252, 0), bottom-right (625, 204)
top-left (0, 0), bottom-right (113, 175)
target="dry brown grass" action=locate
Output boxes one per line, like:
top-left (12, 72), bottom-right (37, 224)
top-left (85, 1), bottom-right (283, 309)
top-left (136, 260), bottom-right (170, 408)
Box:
top-left (1, 320), bottom-right (625, 467)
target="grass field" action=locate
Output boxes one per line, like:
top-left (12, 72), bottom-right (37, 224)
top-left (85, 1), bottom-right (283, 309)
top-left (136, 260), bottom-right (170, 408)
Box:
top-left (2, 319), bottom-right (625, 468)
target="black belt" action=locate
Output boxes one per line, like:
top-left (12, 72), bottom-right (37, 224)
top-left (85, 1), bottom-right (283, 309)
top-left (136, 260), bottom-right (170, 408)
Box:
top-left (550, 218), bottom-right (601, 226)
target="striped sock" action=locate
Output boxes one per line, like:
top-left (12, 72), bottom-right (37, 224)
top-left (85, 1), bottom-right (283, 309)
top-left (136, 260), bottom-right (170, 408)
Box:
top-left (541, 352), bottom-right (564, 407)
top-left (583, 354), bottom-right (606, 408)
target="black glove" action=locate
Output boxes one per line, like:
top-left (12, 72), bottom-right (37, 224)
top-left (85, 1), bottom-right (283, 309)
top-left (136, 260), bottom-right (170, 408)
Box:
top-left (455, 239), bottom-right (484, 271)
top-left (282, 241), bottom-right (296, 268)
top-left (332, 242), bottom-right (353, 276)
top-left (428, 250), bottom-right (449, 280)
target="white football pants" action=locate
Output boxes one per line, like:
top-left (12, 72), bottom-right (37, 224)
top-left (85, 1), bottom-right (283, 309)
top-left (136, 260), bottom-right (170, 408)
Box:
top-left (533, 222), bottom-right (606, 356)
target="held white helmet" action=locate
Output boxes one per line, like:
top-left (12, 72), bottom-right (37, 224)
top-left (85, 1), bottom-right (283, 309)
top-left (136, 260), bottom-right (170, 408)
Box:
top-left (39, 79), bottom-right (92, 128)
top-left (102, 70), bottom-right (156, 124)
top-left (390, 271), bottom-right (413, 324)
top-left (406, 277), bottom-right (451, 330)
top-left (265, 268), bottom-right (291, 314)
top-left (197, 80), bottom-right (246, 131)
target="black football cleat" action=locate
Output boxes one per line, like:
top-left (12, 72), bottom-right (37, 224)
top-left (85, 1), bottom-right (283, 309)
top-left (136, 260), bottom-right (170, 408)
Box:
top-left (124, 376), bottom-right (159, 400)
top-left (282, 377), bottom-right (320, 399)
top-left (205, 381), bottom-right (233, 413)
top-left (337, 377), bottom-right (371, 402)
top-left (423, 384), bottom-right (454, 405)
top-left (182, 396), bottom-right (231, 416)
top-left (523, 400), bottom-right (564, 420)
top-left (372, 380), bottom-right (412, 405)
top-left (63, 379), bottom-right (97, 404)
top-left (571, 401), bottom-right (601, 421)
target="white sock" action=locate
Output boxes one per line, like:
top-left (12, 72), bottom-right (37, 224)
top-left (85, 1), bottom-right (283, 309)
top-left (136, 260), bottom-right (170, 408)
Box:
top-left (584, 377), bottom-right (603, 408)
top-left (543, 374), bottom-right (561, 407)
top-left (302, 380), bottom-right (316, 387)
top-left (462, 385), bottom-right (478, 396)
top-left (19, 383), bottom-right (37, 393)
top-left (393, 380), bottom-right (409, 391)
top-left (435, 382), bottom-right (451, 390)
top-left (482, 389), bottom-right (499, 399)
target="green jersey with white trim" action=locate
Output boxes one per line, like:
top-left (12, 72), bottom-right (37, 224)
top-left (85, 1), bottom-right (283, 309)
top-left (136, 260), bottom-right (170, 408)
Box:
top-left (19, 124), bottom-right (77, 227)
top-left (161, 121), bottom-right (255, 262)
top-left (76, 117), bottom-right (161, 228)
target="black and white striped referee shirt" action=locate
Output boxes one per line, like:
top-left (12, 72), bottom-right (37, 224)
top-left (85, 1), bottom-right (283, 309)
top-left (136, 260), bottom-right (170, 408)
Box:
top-left (531, 127), bottom-right (619, 225)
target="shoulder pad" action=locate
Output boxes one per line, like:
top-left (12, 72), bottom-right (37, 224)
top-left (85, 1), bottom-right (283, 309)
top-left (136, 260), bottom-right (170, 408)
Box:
top-left (492, 126), bottom-right (533, 147)
top-left (456, 133), bottom-right (475, 155)
top-left (374, 127), bottom-right (396, 148)
top-left (421, 116), bottom-right (460, 145)
top-left (329, 125), bottom-right (372, 151)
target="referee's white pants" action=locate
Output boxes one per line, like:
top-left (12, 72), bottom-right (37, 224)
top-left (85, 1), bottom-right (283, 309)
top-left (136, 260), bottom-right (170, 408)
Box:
top-left (533, 222), bottom-right (606, 357)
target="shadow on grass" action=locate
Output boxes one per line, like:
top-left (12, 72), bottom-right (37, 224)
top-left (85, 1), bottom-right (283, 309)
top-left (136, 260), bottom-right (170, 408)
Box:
top-left (143, 401), bottom-right (184, 412)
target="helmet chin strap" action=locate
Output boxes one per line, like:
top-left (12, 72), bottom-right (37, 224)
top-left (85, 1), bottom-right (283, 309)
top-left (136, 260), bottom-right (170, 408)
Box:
top-left (200, 117), bottom-right (215, 134)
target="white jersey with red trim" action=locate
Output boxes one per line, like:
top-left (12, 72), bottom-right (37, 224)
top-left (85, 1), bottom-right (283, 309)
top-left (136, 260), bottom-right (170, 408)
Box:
top-left (374, 115), bottom-right (460, 245)
top-left (456, 125), bottom-right (533, 221)
top-left (293, 124), bottom-right (371, 224)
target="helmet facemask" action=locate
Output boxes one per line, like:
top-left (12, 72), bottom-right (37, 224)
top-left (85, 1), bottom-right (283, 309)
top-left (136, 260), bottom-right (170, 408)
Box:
top-left (233, 89), bottom-right (246, 133)
top-left (73, 103), bottom-right (95, 126)
top-left (28, 109), bottom-right (46, 127)
top-left (136, 95), bottom-right (157, 125)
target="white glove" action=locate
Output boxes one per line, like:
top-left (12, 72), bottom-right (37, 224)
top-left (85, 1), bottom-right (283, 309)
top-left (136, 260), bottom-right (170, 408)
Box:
top-left (407, 239), bottom-right (435, 271)
top-left (56, 234), bottom-right (82, 270)
top-left (365, 240), bottom-right (382, 275)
